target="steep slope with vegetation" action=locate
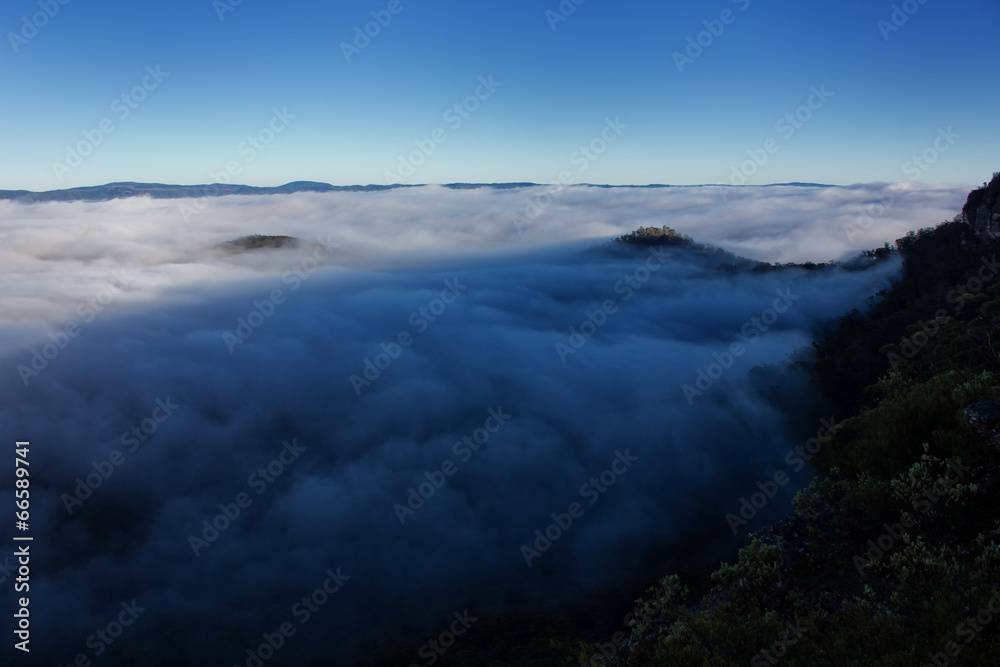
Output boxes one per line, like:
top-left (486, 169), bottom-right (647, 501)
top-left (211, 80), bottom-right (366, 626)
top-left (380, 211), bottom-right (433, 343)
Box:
top-left (597, 174), bottom-right (1000, 667)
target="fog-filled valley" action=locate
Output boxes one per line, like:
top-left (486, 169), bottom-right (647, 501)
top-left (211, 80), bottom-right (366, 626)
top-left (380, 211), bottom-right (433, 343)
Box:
top-left (0, 185), bottom-right (922, 664)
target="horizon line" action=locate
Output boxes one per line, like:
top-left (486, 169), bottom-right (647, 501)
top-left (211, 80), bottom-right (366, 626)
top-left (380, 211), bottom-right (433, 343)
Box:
top-left (1, 179), bottom-right (977, 197)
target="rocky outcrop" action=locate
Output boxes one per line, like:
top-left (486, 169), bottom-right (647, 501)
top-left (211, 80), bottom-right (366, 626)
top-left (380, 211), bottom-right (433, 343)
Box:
top-left (962, 173), bottom-right (1000, 239)
top-left (964, 400), bottom-right (1000, 450)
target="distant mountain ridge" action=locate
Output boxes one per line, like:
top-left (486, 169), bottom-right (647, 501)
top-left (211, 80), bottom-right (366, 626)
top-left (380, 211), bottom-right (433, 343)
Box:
top-left (0, 180), bottom-right (837, 204)
top-left (0, 181), bottom-right (344, 203)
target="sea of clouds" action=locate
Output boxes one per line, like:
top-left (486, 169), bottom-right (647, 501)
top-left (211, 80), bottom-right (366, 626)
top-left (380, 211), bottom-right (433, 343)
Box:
top-left (0, 182), bottom-right (967, 664)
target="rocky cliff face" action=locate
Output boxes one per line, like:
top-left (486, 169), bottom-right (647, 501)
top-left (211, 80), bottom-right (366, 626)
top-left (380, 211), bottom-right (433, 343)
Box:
top-left (963, 172), bottom-right (1000, 238)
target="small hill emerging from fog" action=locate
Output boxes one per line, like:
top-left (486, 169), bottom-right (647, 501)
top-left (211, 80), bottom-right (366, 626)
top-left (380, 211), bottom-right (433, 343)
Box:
top-left (614, 224), bottom-right (890, 273)
top-left (217, 235), bottom-right (302, 252)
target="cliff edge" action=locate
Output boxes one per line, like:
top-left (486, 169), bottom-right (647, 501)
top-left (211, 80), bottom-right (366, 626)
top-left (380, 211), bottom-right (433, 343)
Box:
top-left (963, 172), bottom-right (1000, 238)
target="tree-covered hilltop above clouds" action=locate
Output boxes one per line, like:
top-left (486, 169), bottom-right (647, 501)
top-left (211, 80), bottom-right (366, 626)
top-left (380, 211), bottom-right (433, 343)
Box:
top-left (615, 225), bottom-right (697, 246)
top-left (217, 235), bottom-right (302, 252)
top-left (614, 223), bottom-right (889, 273)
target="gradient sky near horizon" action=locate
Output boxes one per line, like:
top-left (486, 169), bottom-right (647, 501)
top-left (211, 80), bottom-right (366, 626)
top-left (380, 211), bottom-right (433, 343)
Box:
top-left (1, 0), bottom-right (997, 191)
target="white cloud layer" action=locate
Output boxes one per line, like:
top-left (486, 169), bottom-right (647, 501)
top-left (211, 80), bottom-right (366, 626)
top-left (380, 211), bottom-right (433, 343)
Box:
top-left (0, 181), bottom-right (969, 664)
top-left (0, 182), bottom-right (967, 336)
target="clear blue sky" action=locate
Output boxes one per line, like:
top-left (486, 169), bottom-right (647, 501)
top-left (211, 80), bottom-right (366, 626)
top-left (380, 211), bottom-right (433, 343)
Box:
top-left (1, 0), bottom-right (997, 190)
